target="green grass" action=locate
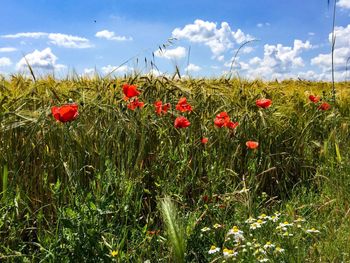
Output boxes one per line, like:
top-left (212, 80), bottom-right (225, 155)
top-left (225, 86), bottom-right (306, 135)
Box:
top-left (0, 75), bottom-right (349, 262)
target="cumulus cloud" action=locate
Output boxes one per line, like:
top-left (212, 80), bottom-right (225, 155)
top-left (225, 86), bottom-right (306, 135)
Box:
top-left (101, 65), bottom-right (133, 75)
top-left (241, 40), bottom-right (312, 79)
top-left (311, 24), bottom-right (350, 74)
top-left (48, 33), bottom-right (92, 48)
top-left (172, 19), bottom-right (253, 59)
top-left (154, 46), bottom-right (187, 60)
top-left (0, 47), bottom-right (17, 52)
top-left (16, 48), bottom-right (65, 71)
top-left (0, 57), bottom-right (12, 67)
top-left (337, 0), bottom-right (350, 9)
top-left (185, 63), bottom-right (201, 72)
top-left (1, 32), bottom-right (92, 48)
top-left (95, 30), bottom-right (132, 41)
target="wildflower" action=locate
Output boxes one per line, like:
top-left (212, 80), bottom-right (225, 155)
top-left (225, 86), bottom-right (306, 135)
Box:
top-left (306, 228), bottom-right (320, 233)
top-left (253, 248), bottom-right (267, 256)
top-left (258, 256), bottom-right (269, 262)
top-left (174, 116), bottom-right (191, 128)
top-left (201, 137), bottom-right (209, 144)
top-left (256, 98), bottom-right (272, 108)
top-left (201, 227), bottom-right (211, 232)
top-left (275, 246), bottom-right (285, 254)
top-left (294, 217), bottom-right (305, 223)
top-left (127, 98), bottom-right (145, 110)
top-left (245, 217), bottom-right (256, 224)
top-left (51, 103), bottom-right (79, 123)
top-left (223, 248), bottom-right (238, 258)
top-left (282, 231), bottom-right (294, 237)
top-left (256, 219), bottom-right (266, 225)
top-left (269, 213), bottom-right (280, 222)
top-left (226, 121), bottom-right (239, 129)
top-left (227, 226), bottom-right (245, 242)
top-left (213, 223), bottom-right (223, 229)
top-left (309, 95), bottom-right (320, 103)
top-left (258, 214), bottom-right (270, 220)
top-left (277, 221), bottom-right (293, 231)
top-left (280, 221), bottom-right (293, 227)
top-left (250, 222), bottom-right (262, 230)
top-left (246, 141), bottom-right (259, 149)
top-left (111, 250), bottom-right (118, 257)
top-left (208, 245), bottom-right (220, 254)
top-left (318, 102), bottom-right (331, 111)
top-left (154, 100), bottom-right (171, 115)
top-left (122, 84), bottom-right (140, 100)
top-left (214, 112), bottom-right (238, 129)
top-left (214, 112), bottom-right (230, 128)
top-left (175, 97), bottom-right (192, 112)
top-left (263, 241), bottom-right (275, 249)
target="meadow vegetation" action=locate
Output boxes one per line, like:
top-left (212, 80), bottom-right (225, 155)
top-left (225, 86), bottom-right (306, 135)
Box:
top-left (0, 74), bottom-right (349, 262)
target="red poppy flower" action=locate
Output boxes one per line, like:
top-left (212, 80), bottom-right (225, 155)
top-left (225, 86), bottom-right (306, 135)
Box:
top-left (309, 95), bottom-right (320, 103)
top-left (318, 102), bottom-right (331, 111)
top-left (122, 84), bottom-right (140, 100)
top-left (226, 121), bottom-right (239, 129)
top-left (246, 141), bottom-right (259, 149)
top-left (175, 97), bottom-right (193, 112)
top-left (174, 116), bottom-right (191, 128)
top-left (127, 98), bottom-right (144, 110)
top-left (154, 100), bottom-right (171, 115)
top-left (214, 112), bottom-right (230, 128)
top-left (201, 137), bottom-right (209, 144)
top-left (51, 103), bottom-right (79, 123)
top-left (256, 98), bottom-right (272, 108)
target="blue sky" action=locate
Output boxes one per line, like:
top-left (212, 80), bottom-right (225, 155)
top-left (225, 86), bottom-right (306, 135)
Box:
top-left (0, 0), bottom-right (350, 80)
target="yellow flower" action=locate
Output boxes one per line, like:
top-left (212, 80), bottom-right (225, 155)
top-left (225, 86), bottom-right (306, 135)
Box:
top-left (111, 250), bottom-right (118, 257)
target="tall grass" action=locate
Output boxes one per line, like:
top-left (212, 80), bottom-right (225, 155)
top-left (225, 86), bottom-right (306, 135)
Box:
top-left (0, 75), bottom-right (349, 261)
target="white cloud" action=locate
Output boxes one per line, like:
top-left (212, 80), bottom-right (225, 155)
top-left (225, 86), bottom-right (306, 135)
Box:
top-left (16, 48), bottom-right (65, 71)
top-left (257, 22), bottom-right (271, 28)
top-left (147, 69), bottom-right (163, 76)
top-left (337, 0), bottom-right (350, 9)
top-left (242, 46), bottom-right (254, 54)
top-left (0, 47), bottom-right (17, 52)
top-left (2, 32), bottom-right (48, 39)
top-left (95, 30), bottom-right (132, 41)
top-left (154, 46), bottom-right (187, 60)
top-left (311, 24), bottom-right (350, 74)
top-left (101, 65), bottom-right (133, 75)
top-left (172, 19), bottom-right (253, 59)
top-left (0, 57), bottom-right (12, 67)
top-left (48, 33), bottom-right (92, 48)
top-left (240, 40), bottom-right (312, 79)
top-left (2, 32), bottom-right (92, 48)
top-left (185, 63), bottom-right (201, 72)
top-left (82, 68), bottom-right (96, 77)
top-left (217, 55), bottom-right (225, 61)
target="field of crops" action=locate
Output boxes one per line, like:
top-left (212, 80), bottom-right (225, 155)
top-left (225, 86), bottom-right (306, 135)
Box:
top-left (0, 75), bottom-right (349, 262)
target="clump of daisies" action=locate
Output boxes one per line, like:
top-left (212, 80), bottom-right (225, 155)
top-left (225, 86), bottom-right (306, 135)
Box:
top-left (200, 211), bottom-right (321, 262)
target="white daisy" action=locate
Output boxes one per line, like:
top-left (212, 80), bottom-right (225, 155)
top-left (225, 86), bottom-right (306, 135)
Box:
top-left (208, 245), bottom-right (220, 254)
